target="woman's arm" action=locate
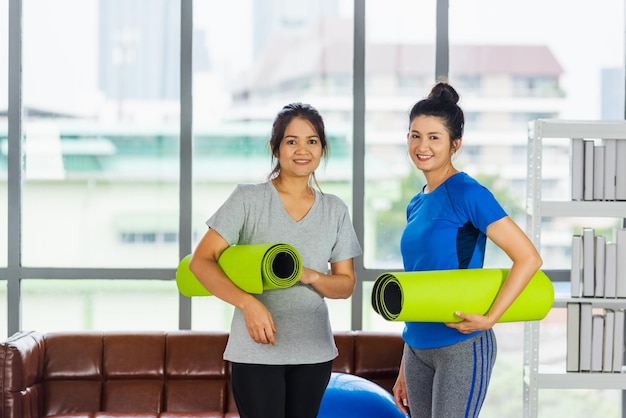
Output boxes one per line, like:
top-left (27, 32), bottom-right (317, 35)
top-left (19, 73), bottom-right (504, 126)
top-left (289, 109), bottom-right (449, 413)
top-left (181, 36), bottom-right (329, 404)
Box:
top-left (188, 228), bottom-right (277, 344)
top-left (298, 258), bottom-right (356, 299)
top-left (392, 354), bottom-right (410, 414)
top-left (446, 216), bottom-right (543, 333)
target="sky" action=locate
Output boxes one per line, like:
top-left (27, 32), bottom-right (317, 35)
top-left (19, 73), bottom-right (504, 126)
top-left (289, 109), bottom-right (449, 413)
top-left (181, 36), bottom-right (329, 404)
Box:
top-left (0, 0), bottom-right (624, 119)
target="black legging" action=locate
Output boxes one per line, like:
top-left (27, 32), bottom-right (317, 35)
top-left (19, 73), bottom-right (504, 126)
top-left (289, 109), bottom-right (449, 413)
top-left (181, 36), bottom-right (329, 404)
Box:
top-left (231, 360), bottom-right (334, 418)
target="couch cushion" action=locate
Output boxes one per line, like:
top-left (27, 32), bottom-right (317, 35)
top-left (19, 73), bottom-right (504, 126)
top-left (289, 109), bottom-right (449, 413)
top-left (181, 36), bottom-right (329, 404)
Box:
top-left (164, 332), bottom-right (229, 413)
top-left (103, 334), bottom-right (165, 379)
top-left (44, 381), bottom-right (102, 416)
top-left (44, 333), bottom-right (103, 380)
top-left (43, 333), bottom-right (104, 416)
top-left (166, 380), bottom-right (227, 412)
top-left (103, 379), bottom-right (163, 413)
top-left (165, 332), bottom-right (228, 378)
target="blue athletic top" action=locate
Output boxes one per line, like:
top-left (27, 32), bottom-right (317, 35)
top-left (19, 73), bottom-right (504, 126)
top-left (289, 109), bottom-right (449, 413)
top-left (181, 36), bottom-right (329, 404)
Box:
top-left (400, 172), bottom-right (507, 349)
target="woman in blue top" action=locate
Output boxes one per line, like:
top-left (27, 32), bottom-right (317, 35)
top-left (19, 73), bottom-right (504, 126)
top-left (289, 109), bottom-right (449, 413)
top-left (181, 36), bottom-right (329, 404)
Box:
top-left (392, 82), bottom-right (542, 418)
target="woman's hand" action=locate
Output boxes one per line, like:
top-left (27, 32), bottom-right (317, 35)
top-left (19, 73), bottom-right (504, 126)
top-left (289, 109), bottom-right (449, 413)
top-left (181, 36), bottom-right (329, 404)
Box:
top-left (297, 261), bottom-right (356, 299)
top-left (444, 311), bottom-right (496, 334)
top-left (393, 364), bottom-right (409, 414)
top-left (241, 297), bottom-right (277, 345)
top-left (298, 267), bottom-right (321, 285)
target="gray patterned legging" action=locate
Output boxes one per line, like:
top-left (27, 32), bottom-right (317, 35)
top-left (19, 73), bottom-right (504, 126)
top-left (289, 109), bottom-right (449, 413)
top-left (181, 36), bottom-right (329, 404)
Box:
top-left (403, 329), bottom-right (497, 418)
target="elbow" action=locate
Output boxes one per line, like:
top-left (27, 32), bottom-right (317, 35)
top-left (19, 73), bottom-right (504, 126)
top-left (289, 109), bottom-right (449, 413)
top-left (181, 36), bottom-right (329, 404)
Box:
top-left (340, 279), bottom-right (357, 299)
top-left (330, 291), bottom-right (353, 300)
top-left (533, 251), bottom-right (543, 271)
top-left (188, 254), bottom-right (202, 277)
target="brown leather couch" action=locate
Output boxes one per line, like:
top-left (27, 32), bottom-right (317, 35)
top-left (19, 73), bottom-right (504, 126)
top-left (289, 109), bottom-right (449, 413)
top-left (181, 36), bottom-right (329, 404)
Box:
top-left (0, 330), bottom-right (404, 418)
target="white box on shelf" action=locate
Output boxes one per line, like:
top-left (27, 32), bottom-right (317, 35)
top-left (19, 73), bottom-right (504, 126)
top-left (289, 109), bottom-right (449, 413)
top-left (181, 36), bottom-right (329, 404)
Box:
top-left (595, 235), bottom-right (606, 297)
top-left (582, 228), bottom-right (595, 297)
top-left (591, 313), bottom-right (605, 372)
top-left (571, 235), bottom-right (583, 297)
top-left (616, 229), bottom-right (626, 298)
top-left (571, 138), bottom-right (584, 201)
top-left (603, 310), bottom-right (615, 373)
top-left (584, 140), bottom-right (595, 201)
top-left (604, 139), bottom-right (617, 201)
top-left (605, 242), bottom-right (617, 298)
top-left (616, 140), bottom-right (626, 200)
top-left (579, 303), bottom-right (593, 371)
top-left (613, 310), bottom-right (625, 373)
top-left (567, 302), bottom-right (581, 372)
top-left (593, 144), bottom-right (605, 201)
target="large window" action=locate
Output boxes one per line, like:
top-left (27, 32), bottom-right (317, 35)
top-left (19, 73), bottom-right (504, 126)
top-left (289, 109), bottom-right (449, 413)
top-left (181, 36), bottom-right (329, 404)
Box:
top-left (17, 0), bottom-right (182, 333)
top-left (22, 0), bottom-right (181, 269)
top-left (362, 1), bottom-right (435, 271)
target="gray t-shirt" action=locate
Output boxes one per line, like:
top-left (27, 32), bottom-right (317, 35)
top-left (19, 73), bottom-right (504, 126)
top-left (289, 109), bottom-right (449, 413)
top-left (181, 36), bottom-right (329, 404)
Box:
top-left (207, 181), bottom-right (362, 365)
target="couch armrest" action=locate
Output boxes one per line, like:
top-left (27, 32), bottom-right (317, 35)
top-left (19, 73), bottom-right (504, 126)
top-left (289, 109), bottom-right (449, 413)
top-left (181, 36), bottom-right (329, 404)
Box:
top-left (0, 331), bottom-right (46, 418)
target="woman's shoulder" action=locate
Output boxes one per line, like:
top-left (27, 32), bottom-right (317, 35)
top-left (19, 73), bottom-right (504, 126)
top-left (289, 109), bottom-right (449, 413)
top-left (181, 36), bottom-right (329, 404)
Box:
top-left (318, 190), bottom-right (349, 209)
top-left (449, 172), bottom-right (490, 193)
top-left (445, 173), bottom-right (499, 210)
top-left (233, 182), bottom-right (271, 195)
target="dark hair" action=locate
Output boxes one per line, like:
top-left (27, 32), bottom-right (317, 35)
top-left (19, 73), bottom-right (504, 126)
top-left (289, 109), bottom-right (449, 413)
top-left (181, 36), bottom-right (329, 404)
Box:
top-left (268, 102), bottom-right (329, 183)
top-left (408, 82), bottom-right (465, 143)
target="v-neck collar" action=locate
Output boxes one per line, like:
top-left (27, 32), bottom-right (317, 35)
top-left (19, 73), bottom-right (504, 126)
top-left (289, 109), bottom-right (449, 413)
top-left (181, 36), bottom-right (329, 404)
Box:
top-left (269, 181), bottom-right (318, 224)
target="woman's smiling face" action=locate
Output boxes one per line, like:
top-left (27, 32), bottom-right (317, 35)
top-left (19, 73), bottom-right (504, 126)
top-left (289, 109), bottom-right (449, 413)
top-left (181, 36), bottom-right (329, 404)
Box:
top-left (407, 115), bottom-right (460, 174)
top-left (276, 117), bottom-right (323, 178)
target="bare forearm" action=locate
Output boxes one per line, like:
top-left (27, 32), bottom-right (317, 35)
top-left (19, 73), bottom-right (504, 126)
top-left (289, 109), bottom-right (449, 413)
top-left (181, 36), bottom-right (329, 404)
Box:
top-left (189, 257), bottom-right (257, 310)
top-left (301, 267), bottom-right (355, 299)
top-left (486, 255), bottom-right (543, 323)
top-left (311, 273), bottom-right (355, 299)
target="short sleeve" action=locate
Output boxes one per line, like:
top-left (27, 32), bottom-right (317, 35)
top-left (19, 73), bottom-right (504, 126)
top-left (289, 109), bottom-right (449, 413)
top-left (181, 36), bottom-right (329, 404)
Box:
top-left (329, 197), bottom-right (362, 263)
top-left (461, 181), bottom-right (507, 233)
top-left (206, 185), bottom-right (247, 245)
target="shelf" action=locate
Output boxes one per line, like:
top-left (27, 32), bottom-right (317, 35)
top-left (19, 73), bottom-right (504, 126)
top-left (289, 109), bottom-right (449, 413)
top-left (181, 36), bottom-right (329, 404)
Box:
top-left (526, 200), bottom-right (626, 217)
top-left (524, 119), bottom-right (626, 418)
top-left (553, 297), bottom-right (626, 309)
top-left (532, 366), bottom-right (626, 389)
top-left (530, 119), bottom-right (626, 140)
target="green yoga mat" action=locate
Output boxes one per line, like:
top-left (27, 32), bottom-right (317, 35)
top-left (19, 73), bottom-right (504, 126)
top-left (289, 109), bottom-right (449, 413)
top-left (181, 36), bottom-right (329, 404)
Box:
top-left (176, 242), bottom-right (302, 297)
top-left (371, 268), bottom-right (554, 323)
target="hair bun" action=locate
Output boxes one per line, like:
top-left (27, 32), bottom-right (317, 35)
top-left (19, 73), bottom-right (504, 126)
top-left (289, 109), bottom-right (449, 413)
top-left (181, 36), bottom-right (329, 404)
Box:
top-left (427, 82), bottom-right (460, 104)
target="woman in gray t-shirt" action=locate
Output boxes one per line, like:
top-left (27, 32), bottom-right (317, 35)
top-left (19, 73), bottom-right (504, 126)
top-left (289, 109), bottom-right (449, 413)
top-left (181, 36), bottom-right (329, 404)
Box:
top-left (189, 103), bottom-right (362, 418)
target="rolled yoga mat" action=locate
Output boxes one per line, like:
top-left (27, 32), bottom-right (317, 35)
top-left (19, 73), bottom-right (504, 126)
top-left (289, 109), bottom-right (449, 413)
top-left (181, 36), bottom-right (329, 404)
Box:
top-left (371, 268), bottom-right (554, 323)
top-left (176, 242), bottom-right (302, 297)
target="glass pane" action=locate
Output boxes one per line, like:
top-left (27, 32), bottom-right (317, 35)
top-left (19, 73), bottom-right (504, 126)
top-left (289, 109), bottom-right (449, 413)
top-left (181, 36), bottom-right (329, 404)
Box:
top-left (191, 0), bottom-right (355, 330)
top-left (22, 0), bottom-right (181, 268)
top-left (192, 297), bottom-right (235, 331)
top-left (363, 0), bottom-right (436, 269)
top-left (0, 0), bottom-right (7, 268)
top-left (22, 279), bottom-right (180, 331)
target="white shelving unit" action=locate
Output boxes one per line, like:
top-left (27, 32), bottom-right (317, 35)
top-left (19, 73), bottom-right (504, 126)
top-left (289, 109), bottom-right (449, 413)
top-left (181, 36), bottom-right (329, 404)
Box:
top-left (523, 119), bottom-right (626, 417)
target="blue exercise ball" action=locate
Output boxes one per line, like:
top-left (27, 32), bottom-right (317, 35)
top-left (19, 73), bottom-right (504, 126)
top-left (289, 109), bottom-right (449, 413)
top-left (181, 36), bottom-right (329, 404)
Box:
top-left (317, 372), bottom-right (409, 418)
